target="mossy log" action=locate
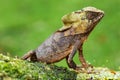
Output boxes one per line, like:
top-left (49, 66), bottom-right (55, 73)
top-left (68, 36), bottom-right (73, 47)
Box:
top-left (0, 54), bottom-right (120, 80)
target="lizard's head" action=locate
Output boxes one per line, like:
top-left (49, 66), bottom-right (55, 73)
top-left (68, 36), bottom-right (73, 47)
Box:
top-left (60, 7), bottom-right (104, 35)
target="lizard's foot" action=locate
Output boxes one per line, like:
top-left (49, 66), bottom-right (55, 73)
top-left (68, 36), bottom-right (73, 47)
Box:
top-left (75, 64), bottom-right (94, 73)
top-left (82, 64), bottom-right (93, 69)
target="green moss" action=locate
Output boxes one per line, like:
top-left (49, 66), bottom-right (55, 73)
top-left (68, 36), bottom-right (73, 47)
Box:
top-left (0, 54), bottom-right (120, 80)
top-left (77, 67), bottom-right (120, 79)
top-left (0, 54), bottom-right (76, 80)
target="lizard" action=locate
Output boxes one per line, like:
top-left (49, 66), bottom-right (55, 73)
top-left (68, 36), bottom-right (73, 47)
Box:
top-left (22, 6), bottom-right (104, 69)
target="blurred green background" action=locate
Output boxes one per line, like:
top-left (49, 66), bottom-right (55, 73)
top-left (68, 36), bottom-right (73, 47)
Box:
top-left (0, 0), bottom-right (120, 70)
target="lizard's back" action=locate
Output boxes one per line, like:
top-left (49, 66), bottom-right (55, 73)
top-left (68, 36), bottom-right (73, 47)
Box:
top-left (35, 32), bottom-right (78, 63)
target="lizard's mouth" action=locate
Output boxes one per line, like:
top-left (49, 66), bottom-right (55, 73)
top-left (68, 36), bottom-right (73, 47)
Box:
top-left (92, 12), bottom-right (104, 24)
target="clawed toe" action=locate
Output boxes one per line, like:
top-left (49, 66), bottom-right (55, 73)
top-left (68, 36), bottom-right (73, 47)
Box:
top-left (74, 64), bottom-right (94, 73)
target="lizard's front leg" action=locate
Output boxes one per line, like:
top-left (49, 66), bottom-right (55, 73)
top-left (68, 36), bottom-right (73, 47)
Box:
top-left (66, 40), bottom-right (80, 69)
top-left (78, 45), bottom-right (91, 68)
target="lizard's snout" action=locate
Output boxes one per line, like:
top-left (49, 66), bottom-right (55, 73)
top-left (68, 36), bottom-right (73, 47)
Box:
top-left (86, 11), bottom-right (104, 21)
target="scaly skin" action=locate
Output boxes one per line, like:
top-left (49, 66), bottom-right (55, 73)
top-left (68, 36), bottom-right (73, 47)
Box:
top-left (22, 7), bottom-right (104, 69)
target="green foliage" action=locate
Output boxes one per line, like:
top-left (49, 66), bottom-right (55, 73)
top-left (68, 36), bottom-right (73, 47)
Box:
top-left (0, 0), bottom-right (120, 70)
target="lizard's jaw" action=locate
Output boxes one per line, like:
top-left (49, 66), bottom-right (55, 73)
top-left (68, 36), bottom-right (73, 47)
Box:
top-left (93, 12), bottom-right (104, 24)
